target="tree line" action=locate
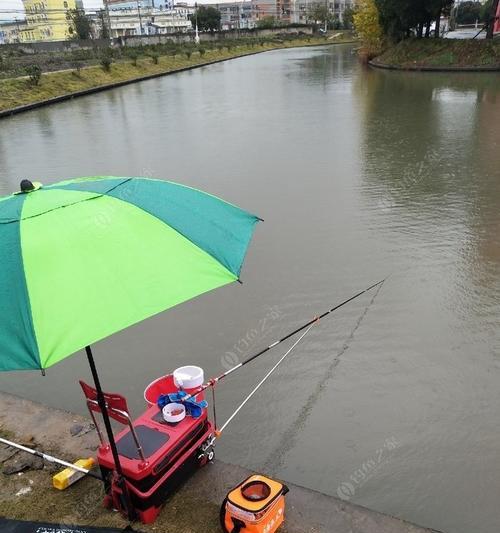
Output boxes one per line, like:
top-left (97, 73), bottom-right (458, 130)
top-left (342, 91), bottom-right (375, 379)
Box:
top-left (374, 0), bottom-right (499, 40)
top-left (375, 0), bottom-right (453, 40)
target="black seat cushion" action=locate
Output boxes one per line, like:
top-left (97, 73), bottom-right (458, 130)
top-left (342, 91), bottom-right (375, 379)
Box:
top-left (116, 425), bottom-right (169, 460)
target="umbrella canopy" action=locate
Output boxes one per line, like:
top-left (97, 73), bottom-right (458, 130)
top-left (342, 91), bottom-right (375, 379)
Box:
top-left (0, 176), bottom-right (260, 372)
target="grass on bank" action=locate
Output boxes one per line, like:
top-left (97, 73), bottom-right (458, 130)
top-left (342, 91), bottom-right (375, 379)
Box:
top-left (0, 36), bottom-right (353, 113)
top-left (0, 464), bottom-right (222, 532)
top-left (372, 37), bottom-right (500, 69)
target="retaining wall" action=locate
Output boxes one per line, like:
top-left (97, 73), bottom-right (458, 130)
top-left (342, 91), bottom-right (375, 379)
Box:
top-left (0, 27), bottom-right (314, 55)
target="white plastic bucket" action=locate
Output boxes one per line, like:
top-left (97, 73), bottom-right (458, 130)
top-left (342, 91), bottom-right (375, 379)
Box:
top-left (173, 366), bottom-right (204, 390)
top-left (162, 403), bottom-right (186, 423)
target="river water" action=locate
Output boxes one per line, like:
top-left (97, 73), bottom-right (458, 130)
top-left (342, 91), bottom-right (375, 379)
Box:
top-left (0, 44), bottom-right (499, 533)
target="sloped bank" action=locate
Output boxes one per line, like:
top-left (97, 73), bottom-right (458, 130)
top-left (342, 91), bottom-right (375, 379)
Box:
top-left (370, 38), bottom-right (500, 71)
top-left (0, 38), bottom-right (356, 119)
top-left (0, 391), bottom-right (440, 533)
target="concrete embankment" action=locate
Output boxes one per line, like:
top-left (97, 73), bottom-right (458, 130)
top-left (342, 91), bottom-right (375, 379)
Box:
top-left (0, 391), bottom-right (440, 533)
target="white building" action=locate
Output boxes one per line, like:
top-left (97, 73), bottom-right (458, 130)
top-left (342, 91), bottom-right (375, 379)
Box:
top-left (106, 0), bottom-right (175, 10)
top-left (207, 2), bottom-right (255, 30)
top-left (0, 21), bottom-right (25, 44)
top-left (294, 0), bottom-right (354, 25)
top-left (107, 6), bottom-right (192, 36)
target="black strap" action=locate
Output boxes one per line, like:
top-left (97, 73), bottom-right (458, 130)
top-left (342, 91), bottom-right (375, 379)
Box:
top-left (219, 497), bottom-right (246, 533)
top-left (230, 518), bottom-right (245, 533)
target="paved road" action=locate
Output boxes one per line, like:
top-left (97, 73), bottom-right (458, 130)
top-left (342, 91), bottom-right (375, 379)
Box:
top-left (444, 27), bottom-right (486, 39)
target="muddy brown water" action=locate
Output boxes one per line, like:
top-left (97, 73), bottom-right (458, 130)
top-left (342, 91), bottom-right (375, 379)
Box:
top-left (0, 45), bottom-right (499, 533)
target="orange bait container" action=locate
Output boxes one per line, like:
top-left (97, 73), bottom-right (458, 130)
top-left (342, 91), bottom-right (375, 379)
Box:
top-left (221, 474), bottom-right (289, 533)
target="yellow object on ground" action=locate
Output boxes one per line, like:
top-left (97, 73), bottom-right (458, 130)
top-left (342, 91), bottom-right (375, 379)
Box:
top-left (52, 458), bottom-right (95, 490)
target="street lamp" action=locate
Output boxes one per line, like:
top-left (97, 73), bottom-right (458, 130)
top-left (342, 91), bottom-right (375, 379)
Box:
top-left (194, 2), bottom-right (200, 44)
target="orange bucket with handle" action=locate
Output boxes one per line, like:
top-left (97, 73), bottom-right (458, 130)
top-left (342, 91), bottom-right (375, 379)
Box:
top-left (220, 474), bottom-right (289, 533)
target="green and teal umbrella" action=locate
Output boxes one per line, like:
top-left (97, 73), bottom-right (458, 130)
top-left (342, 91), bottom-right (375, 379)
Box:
top-left (0, 175), bottom-right (260, 516)
top-left (0, 176), bottom-right (260, 372)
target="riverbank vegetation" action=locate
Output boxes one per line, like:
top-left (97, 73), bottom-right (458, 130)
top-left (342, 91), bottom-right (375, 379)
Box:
top-left (371, 37), bottom-right (500, 68)
top-left (353, 0), bottom-right (500, 68)
top-left (0, 33), bottom-right (355, 114)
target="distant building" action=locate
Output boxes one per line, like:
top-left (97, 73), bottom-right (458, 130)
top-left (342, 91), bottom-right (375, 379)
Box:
top-left (0, 20), bottom-right (26, 44)
top-left (294, 0), bottom-right (354, 25)
top-left (150, 7), bottom-right (192, 33)
top-left (20, 0), bottom-right (77, 42)
top-left (495, 1), bottom-right (500, 34)
top-left (206, 2), bottom-right (254, 30)
top-left (276, 0), bottom-right (294, 23)
top-left (106, 6), bottom-right (192, 36)
top-left (205, 0), bottom-right (302, 28)
top-left (106, 0), bottom-right (175, 10)
top-left (218, 0), bottom-right (355, 27)
top-left (251, 0), bottom-right (278, 24)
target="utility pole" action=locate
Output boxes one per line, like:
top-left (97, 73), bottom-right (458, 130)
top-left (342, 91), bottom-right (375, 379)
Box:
top-left (14, 17), bottom-right (21, 42)
top-left (137, 0), bottom-right (144, 35)
top-left (103, 0), bottom-right (112, 39)
top-left (324, 0), bottom-right (328, 32)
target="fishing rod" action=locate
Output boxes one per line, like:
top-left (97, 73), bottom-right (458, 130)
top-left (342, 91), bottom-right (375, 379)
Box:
top-left (0, 436), bottom-right (102, 480)
top-left (183, 278), bottom-right (386, 402)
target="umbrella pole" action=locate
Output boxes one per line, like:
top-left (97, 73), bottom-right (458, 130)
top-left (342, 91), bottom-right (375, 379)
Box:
top-left (85, 346), bottom-right (135, 521)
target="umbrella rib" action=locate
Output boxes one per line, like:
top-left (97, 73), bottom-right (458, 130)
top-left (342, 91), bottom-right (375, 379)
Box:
top-left (0, 179), bottom-right (133, 225)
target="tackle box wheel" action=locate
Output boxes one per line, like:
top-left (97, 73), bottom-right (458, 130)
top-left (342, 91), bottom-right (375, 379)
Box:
top-left (198, 445), bottom-right (215, 467)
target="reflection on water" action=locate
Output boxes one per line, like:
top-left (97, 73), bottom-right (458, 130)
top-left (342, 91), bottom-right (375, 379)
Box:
top-left (0, 45), bottom-right (499, 533)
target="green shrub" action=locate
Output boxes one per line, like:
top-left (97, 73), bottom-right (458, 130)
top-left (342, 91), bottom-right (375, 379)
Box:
top-left (150, 52), bottom-right (159, 64)
top-left (71, 48), bottom-right (95, 61)
top-left (185, 50), bottom-right (192, 59)
top-left (100, 55), bottom-right (113, 72)
top-left (25, 64), bottom-right (42, 86)
top-left (126, 49), bottom-right (140, 66)
top-left (198, 47), bottom-right (206, 57)
top-left (72, 62), bottom-right (82, 77)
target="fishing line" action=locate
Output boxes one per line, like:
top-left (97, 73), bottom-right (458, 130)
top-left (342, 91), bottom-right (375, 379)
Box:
top-left (262, 280), bottom-right (385, 475)
top-left (182, 278), bottom-right (386, 403)
top-left (210, 324), bottom-right (315, 445)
